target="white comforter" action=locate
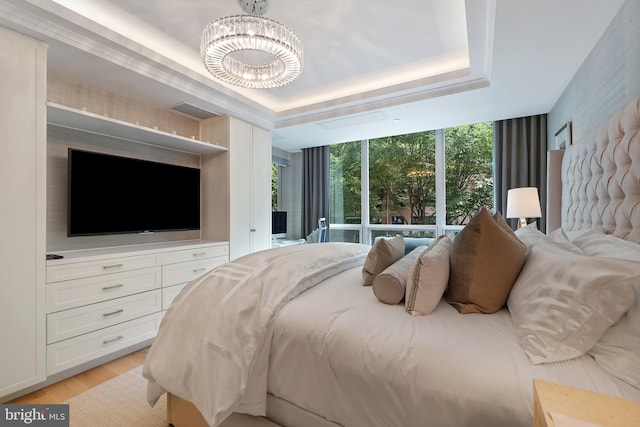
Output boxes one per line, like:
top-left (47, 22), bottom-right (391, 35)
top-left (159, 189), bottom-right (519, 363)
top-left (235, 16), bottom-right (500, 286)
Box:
top-left (267, 267), bottom-right (640, 427)
top-left (143, 242), bottom-right (370, 427)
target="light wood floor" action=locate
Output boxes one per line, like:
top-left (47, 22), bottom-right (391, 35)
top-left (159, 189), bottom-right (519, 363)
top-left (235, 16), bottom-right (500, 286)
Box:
top-left (8, 347), bottom-right (149, 405)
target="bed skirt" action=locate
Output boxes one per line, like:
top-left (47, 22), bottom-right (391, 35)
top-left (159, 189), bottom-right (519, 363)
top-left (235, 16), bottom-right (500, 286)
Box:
top-left (167, 393), bottom-right (278, 427)
top-left (166, 393), bottom-right (341, 427)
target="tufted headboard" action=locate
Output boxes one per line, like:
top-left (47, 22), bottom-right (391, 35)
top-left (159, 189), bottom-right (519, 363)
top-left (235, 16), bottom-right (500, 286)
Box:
top-left (561, 95), bottom-right (640, 243)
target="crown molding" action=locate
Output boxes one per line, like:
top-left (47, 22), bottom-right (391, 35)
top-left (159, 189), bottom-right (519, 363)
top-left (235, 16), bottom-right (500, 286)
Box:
top-left (0, 0), bottom-right (275, 130)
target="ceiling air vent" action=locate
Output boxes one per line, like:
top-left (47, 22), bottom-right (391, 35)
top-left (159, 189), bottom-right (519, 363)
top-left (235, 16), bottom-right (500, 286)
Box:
top-left (168, 102), bottom-right (217, 120)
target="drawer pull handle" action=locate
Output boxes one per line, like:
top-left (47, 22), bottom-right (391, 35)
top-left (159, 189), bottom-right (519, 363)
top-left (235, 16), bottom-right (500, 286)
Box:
top-left (103, 309), bottom-right (124, 317)
top-left (192, 252), bottom-right (206, 257)
top-left (103, 335), bottom-right (124, 345)
top-left (193, 268), bottom-right (207, 273)
top-left (102, 263), bottom-right (124, 270)
top-left (102, 284), bottom-right (124, 291)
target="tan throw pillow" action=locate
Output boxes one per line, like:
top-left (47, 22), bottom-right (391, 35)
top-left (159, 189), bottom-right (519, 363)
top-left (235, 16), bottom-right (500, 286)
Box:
top-left (362, 235), bottom-right (405, 286)
top-left (405, 235), bottom-right (452, 316)
top-left (446, 208), bottom-right (526, 314)
top-left (373, 246), bottom-right (427, 305)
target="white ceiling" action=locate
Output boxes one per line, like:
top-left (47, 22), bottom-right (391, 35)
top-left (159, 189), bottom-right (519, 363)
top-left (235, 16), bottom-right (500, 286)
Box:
top-left (0, 0), bottom-right (625, 152)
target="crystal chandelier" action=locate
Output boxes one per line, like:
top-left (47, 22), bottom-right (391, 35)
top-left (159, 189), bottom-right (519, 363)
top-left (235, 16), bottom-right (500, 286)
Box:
top-left (201, 0), bottom-right (303, 89)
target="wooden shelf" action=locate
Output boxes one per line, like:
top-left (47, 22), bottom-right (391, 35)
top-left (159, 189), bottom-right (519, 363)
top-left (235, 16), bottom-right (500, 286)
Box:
top-left (47, 102), bottom-right (227, 155)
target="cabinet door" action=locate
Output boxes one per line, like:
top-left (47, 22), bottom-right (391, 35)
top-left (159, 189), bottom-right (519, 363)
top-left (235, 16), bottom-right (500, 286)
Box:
top-left (0, 27), bottom-right (46, 398)
top-left (250, 126), bottom-right (272, 253)
top-left (228, 119), bottom-right (272, 260)
top-left (229, 118), bottom-right (254, 260)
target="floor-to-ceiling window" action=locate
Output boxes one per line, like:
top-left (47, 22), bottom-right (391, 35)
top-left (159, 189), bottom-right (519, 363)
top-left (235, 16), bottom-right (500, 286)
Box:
top-left (272, 154), bottom-right (292, 211)
top-left (368, 130), bottom-right (438, 244)
top-left (330, 122), bottom-right (493, 243)
top-left (329, 140), bottom-right (361, 243)
top-left (272, 162), bottom-right (280, 210)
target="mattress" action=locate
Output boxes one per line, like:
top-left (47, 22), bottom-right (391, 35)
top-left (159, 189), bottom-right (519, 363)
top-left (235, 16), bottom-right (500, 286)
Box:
top-left (267, 266), bottom-right (640, 427)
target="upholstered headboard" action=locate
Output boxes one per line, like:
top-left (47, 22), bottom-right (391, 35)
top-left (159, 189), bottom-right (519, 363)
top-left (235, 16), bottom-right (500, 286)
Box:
top-left (560, 95), bottom-right (640, 242)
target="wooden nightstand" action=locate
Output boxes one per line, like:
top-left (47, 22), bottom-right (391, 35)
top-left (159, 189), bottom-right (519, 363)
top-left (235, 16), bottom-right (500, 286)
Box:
top-left (533, 379), bottom-right (640, 427)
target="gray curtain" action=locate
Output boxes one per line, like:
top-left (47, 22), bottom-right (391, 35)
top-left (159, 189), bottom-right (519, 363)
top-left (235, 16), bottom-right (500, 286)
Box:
top-left (493, 115), bottom-right (548, 232)
top-left (302, 145), bottom-right (330, 238)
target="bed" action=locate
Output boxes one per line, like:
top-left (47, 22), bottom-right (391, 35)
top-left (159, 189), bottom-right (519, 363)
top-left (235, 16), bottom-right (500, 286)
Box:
top-left (143, 94), bottom-right (640, 427)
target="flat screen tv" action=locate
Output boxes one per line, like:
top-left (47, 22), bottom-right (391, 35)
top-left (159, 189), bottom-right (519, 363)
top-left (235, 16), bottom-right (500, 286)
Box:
top-left (272, 211), bottom-right (287, 236)
top-left (67, 148), bottom-right (201, 236)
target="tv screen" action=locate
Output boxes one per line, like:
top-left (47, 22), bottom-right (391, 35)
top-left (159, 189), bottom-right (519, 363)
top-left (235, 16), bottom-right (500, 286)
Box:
top-left (272, 211), bottom-right (287, 235)
top-left (68, 149), bottom-right (201, 236)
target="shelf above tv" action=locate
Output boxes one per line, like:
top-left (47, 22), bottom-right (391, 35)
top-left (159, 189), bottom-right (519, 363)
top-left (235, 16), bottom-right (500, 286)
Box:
top-left (47, 102), bottom-right (228, 155)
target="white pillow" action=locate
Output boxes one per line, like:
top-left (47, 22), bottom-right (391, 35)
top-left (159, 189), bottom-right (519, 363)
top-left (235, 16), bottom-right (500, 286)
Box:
top-left (572, 231), bottom-right (640, 387)
top-left (572, 229), bottom-right (640, 260)
top-left (405, 235), bottom-right (452, 316)
top-left (589, 284), bottom-right (640, 388)
top-left (563, 225), bottom-right (605, 242)
top-left (507, 230), bottom-right (638, 364)
top-left (514, 222), bottom-right (545, 248)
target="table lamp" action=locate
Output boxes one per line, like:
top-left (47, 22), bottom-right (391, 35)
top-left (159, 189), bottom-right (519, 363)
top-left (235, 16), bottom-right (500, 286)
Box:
top-left (506, 187), bottom-right (542, 229)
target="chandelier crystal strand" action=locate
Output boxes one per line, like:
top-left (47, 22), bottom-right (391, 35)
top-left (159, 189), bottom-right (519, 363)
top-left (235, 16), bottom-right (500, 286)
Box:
top-left (201, 14), bottom-right (303, 88)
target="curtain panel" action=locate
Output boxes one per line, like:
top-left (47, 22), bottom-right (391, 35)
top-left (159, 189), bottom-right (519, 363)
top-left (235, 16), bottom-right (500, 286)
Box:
top-left (493, 115), bottom-right (548, 232)
top-left (302, 145), bottom-right (330, 238)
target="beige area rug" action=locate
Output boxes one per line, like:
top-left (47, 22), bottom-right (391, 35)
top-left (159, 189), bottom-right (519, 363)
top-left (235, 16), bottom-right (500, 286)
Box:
top-left (65, 366), bottom-right (279, 427)
top-left (65, 366), bottom-right (167, 427)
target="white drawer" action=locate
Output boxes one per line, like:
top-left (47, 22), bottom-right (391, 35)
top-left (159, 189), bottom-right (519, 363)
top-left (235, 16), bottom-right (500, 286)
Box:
top-left (47, 266), bottom-right (162, 313)
top-left (162, 244), bottom-right (228, 265)
top-left (162, 282), bottom-right (188, 310)
top-left (47, 253), bottom-right (162, 283)
top-left (47, 290), bottom-right (161, 344)
top-left (162, 256), bottom-right (227, 287)
top-left (47, 313), bottom-right (161, 375)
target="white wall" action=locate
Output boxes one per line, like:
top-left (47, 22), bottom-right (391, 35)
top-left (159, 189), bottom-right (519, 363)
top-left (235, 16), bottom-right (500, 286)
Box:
top-left (549, 0), bottom-right (640, 144)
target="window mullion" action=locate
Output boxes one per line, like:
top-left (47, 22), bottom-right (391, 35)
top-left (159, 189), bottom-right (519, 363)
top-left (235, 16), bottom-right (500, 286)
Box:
top-left (277, 165), bottom-right (283, 210)
top-left (361, 139), bottom-right (370, 245)
top-left (435, 129), bottom-right (446, 237)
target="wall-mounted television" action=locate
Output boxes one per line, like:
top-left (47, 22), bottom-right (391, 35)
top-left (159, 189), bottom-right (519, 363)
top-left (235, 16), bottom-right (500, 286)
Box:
top-left (67, 148), bottom-right (201, 236)
top-left (272, 211), bottom-right (287, 237)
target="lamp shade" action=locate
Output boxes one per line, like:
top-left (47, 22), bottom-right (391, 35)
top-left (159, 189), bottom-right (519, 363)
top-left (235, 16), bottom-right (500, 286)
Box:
top-left (506, 187), bottom-right (542, 218)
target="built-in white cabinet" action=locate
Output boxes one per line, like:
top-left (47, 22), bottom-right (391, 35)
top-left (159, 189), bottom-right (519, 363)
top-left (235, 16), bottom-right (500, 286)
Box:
top-left (0, 23), bottom-right (264, 400)
top-left (228, 118), bottom-right (272, 260)
top-left (249, 126), bottom-right (273, 254)
top-left (0, 27), bottom-right (47, 399)
top-left (45, 241), bottom-right (228, 375)
top-left (200, 115), bottom-right (272, 260)
top-left (161, 244), bottom-right (229, 309)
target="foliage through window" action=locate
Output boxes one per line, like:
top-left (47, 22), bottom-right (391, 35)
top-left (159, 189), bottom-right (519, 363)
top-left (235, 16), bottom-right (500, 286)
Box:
top-left (369, 131), bottom-right (436, 226)
top-left (445, 123), bottom-right (494, 225)
top-left (330, 141), bottom-right (361, 225)
top-left (330, 122), bottom-right (493, 242)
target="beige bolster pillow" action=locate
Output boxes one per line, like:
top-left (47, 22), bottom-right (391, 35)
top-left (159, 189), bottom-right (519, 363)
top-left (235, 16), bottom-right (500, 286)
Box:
top-left (373, 246), bottom-right (427, 304)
